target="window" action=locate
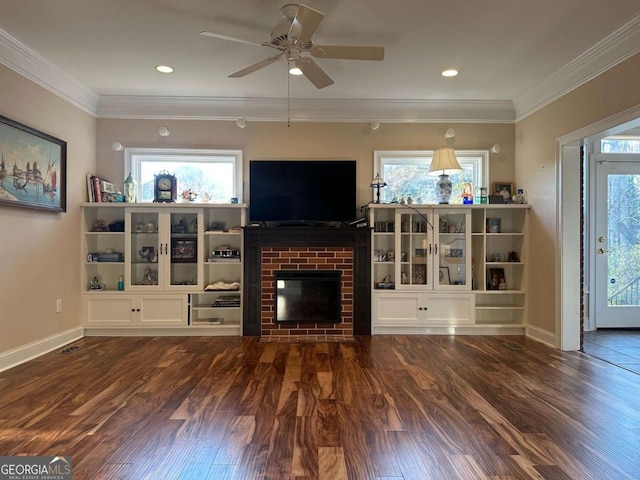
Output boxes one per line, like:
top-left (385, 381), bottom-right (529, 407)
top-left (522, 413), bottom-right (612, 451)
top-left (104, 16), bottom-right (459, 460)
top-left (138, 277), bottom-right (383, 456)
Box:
top-left (373, 150), bottom-right (488, 204)
top-left (601, 136), bottom-right (640, 153)
top-left (124, 148), bottom-right (242, 203)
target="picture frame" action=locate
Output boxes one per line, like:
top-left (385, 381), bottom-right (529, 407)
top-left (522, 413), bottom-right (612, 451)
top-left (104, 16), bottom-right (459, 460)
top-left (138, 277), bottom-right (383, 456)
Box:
top-left (491, 182), bottom-right (514, 201)
top-left (439, 266), bottom-right (450, 285)
top-left (171, 238), bottom-right (198, 263)
top-left (486, 218), bottom-right (502, 233)
top-left (412, 264), bottom-right (426, 285)
top-left (487, 267), bottom-right (507, 290)
top-left (0, 114), bottom-right (67, 212)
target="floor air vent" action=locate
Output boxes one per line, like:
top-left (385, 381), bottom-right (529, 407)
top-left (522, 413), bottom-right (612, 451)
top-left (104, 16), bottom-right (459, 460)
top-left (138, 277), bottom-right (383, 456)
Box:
top-left (59, 345), bottom-right (80, 354)
top-left (505, 342), bottom-right (524, 350)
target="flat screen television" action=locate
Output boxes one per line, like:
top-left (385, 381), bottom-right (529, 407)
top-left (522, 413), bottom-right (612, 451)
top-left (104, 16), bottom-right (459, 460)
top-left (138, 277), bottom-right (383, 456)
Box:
top-left (249, 160), bottom-right (357, 224)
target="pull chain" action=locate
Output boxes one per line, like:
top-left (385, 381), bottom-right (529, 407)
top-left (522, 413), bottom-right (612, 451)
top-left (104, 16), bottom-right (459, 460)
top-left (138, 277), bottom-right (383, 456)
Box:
top-left (287, 62), bottom-right (291, 127)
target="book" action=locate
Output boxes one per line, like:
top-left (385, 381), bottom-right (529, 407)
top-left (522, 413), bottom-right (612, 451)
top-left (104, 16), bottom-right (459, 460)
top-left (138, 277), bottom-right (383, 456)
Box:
top-left (92, 176), bottom-right (102, 203)
top-left (86, 174), bottom-right (95, 202)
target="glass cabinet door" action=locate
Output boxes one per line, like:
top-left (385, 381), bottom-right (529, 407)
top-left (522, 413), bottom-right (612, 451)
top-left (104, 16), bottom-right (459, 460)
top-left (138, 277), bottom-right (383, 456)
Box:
top-left (128, 209), bottom-right (202, 291)
top-left (435, 210), bottom-right (470, 289)
top-left (129, 210), bottom-right (161, 289)
top-left (168, 210), bottom-right (201, 288)
top-left (399, 211), bottom-right (432, 288)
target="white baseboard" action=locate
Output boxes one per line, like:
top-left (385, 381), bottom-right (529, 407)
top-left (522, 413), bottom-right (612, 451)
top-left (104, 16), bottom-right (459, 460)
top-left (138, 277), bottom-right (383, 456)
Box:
top-left (0, 327), bottom-right (84, 373)
top-left (83, 326), bottom-right (242, 336)
top-left (526, 325), bottom-right (557, 348)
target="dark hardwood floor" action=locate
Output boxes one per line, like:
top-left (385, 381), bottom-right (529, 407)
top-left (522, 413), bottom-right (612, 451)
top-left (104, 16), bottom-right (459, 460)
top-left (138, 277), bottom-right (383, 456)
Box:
top-left (2, 335), bottom-right (640, 479)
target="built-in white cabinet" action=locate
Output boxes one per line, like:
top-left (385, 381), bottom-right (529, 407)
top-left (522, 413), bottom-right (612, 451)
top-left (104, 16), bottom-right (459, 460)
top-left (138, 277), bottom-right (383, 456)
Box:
top-left (472, 206), bottom-right (528, 327)
top-left (369, 203), bottom-right (529, 334)
top-left (373, 291), bottom-right (474, 332)
top-left (81, 203), bottom-right (246, 334)
top-left (84, 294), bottom-right (188, 327)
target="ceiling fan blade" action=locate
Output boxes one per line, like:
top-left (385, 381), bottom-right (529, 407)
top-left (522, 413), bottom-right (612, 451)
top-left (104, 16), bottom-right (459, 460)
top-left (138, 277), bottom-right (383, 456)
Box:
top-left (199, 31), bottom-right (265, 48)
top-left (298, 57), bottom-right (334, 89)
top-left (229, 53), bottom-right (283, 78)
top-left (310, 45), bottom-right (385, 61)
top-left (289, 4), bottom-right (325, 45)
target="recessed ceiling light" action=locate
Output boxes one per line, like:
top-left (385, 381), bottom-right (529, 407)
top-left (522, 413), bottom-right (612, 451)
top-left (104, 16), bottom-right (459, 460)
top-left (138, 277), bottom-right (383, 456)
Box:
top-left (155, 65), bottom-right (174, 73)
top-left (442, 69), bottom-right (459, 77)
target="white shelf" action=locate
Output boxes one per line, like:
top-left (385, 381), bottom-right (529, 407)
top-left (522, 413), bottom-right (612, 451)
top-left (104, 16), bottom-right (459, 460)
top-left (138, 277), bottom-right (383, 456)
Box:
top-left (82, 203), bottom-right (246, 334)
top-left (369, 203), bottom-right (530, 334)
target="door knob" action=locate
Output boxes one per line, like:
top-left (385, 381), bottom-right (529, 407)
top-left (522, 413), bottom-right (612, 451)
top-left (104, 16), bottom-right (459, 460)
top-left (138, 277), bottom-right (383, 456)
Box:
top-left (598, 248), bottom-right (608, 254)
top-left (598, 236), bottom-right (606, 243)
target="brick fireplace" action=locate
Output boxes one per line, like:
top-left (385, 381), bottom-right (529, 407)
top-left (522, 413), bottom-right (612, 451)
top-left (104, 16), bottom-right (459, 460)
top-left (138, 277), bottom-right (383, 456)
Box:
top-left (243, 227), bottom-right (371, 337)
top-left (260, 246), bottom-right (353, 337)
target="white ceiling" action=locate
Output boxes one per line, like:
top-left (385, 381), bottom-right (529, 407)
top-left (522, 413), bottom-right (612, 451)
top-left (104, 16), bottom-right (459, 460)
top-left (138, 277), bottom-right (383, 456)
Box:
top-left (1, 0), bottom-right (639, 122)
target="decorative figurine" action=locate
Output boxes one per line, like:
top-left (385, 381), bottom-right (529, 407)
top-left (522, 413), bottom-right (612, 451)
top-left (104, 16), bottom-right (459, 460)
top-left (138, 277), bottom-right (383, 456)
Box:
top-left (89, 276), bottom-right (104, 291)
top-left (91, 219), bottom-right (109, 232)
top-left (141, 268), bottom-right (158, 285)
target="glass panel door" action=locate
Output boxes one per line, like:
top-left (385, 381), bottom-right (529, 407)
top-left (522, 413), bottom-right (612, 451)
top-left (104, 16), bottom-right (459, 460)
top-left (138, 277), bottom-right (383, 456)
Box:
top-left (595, 157), bottom-right (640, 327)
top-left (436, 212), bottom-right (468, 288)
top-left (169, 211), bottom-right (200, 288)
top-left (399, 211), bottom-right (431, 288)
top-left (129, 210), bottom-right (160, 289)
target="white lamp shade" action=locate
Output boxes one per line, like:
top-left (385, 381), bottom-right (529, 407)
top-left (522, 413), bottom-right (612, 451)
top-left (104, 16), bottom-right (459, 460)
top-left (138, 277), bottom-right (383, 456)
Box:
top-left (428, 147), bottom-right (463, 175)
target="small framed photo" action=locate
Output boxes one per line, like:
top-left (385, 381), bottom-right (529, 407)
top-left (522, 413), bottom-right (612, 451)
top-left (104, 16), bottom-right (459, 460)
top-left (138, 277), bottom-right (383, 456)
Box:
top-left (487, 268), bottom-right (507, 290)
top-left (492, 182), bottom-right (514, 200)
top-left (171, 238), bottom-right (198, 263)
top-left (412, 264), bottom-right (426, 285)
top-left (439, 266), bottom-right (450, 285)
top-left (139, 246), bottom-right (157, 263)
top-left (486, 218), bottom-right (502, 233)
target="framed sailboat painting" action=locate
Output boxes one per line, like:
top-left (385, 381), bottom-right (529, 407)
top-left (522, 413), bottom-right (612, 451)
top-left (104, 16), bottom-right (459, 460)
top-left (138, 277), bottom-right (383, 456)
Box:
top-left (0, 115), bottom-right (67, 212)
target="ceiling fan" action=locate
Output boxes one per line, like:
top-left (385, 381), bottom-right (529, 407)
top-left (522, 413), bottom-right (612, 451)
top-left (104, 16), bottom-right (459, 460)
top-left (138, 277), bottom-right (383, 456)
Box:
top-left (200, 3), bottom-right (384, 89)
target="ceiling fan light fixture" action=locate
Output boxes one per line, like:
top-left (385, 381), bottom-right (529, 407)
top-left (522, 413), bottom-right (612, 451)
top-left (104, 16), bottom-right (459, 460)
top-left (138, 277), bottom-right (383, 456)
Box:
top-left (442, 69), bottom-right (459, 77)
top-left (155, 65), bottom-right (174, 74)
top-left (289, 65), bottom-right (303, 75)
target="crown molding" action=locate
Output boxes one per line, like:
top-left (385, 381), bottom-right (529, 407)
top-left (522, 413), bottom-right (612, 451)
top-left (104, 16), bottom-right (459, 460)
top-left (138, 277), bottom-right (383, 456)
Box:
top-left (513, 14), bottom-right (640, 122)
top-left (3, 15), bottom-right (639, 124)
top-left (96, 96), bottom-right (515, 123)
top-left (0, 27), bottom-right (99, 116)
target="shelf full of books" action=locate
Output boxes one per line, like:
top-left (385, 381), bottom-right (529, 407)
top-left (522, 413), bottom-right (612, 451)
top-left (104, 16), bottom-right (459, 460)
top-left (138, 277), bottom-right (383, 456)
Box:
top-left (86, 174), bottom-right (123, 203)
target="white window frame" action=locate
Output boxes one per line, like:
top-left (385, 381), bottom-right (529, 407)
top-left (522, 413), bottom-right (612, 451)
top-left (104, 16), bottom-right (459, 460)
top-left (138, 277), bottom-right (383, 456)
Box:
top-left (373, 150), bottom-right (489, 203)
top-left (124, 148), bottom-right (243, 203)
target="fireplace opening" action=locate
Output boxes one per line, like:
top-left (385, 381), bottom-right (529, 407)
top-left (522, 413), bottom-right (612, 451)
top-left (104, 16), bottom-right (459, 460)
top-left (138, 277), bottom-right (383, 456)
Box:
top-left (275, 270), bottom-right (342, 324)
